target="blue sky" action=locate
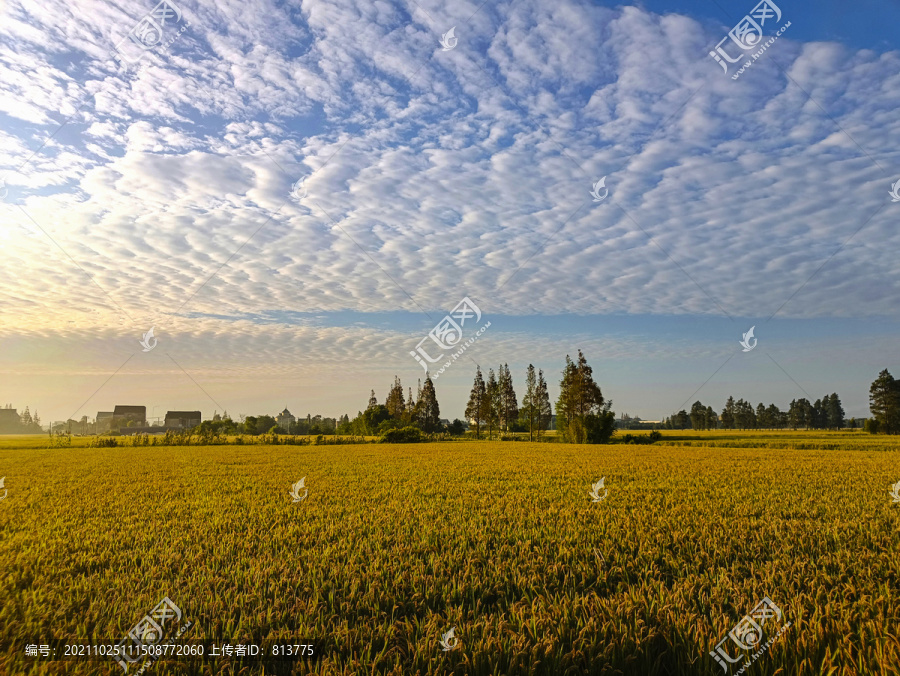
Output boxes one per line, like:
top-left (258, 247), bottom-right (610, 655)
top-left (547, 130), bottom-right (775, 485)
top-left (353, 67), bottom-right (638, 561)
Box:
top-left (1, 0), bottom-right (899, 424)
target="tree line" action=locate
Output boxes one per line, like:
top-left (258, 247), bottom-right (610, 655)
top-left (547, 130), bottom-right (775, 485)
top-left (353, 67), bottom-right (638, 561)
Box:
top-left (666, 394), bottom-right (847, 431)
top-left (332, 350), bottom-right (617, 444)
top-left (663, 369), bottom-right (900, 434)
top-left (336, 374), bottom-right (459, 437)
top-left (191, 412), bottom-right (347, 437)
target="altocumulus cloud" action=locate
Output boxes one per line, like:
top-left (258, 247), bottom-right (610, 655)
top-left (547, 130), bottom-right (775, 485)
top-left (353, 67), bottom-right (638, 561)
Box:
top-left (0, 0), bottom-right (899, 420)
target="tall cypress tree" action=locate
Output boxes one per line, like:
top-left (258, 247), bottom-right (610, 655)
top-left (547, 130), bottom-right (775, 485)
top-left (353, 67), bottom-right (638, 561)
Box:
top-left (485, 369), bottom-right (500, 440)
top-left (521, 364), bottom-right (538, 441)
top-left (537, 369), bottom-right (551, 439)
top-left (418, 375), bottom-right (441, 433)
top-left (385, 376), bottom-right (405, 420)
top-left (556, 356), bottom-right (577, 440)
top-left (499, 363), bottom-right (519, 432)
top-left (465, 367), bottom-right (486, 439)
top-left (406, 387), bottom-right (416, 423)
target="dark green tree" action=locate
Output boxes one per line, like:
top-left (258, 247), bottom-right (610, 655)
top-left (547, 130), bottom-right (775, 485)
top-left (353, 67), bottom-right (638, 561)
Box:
top-left (826, 393), bottom-right (844, 430)
top-left (721, 397), bottom-right (735, 429)
top-left (448, 419), bottom-right (467, 436)
top-left (673, 410), bottom-right (690, 430)
top-left (869, 369), bottom-right (900, 434)
top-left (690, 401), bottom-right (707, 430)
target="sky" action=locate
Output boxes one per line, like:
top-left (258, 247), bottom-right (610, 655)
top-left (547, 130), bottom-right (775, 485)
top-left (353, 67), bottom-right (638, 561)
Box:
top-left (1, 0), bottom-right (900, 425)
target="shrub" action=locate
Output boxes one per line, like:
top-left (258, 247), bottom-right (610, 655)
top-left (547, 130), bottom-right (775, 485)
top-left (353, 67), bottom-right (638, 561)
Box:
top-left (48, 434), bottom-right (72, 449)
top-left (618, 432), bottom-right (661, 445)
top-left (380, 426), bottom-right (424, 443)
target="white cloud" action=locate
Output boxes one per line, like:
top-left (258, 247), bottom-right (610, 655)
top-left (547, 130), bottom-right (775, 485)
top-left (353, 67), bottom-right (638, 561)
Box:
top-left (0, 0), bottom-right (898, 421)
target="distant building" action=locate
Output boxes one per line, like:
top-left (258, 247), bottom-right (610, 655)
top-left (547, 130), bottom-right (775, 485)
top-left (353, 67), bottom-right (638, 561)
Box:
top-left (0, 408), bottom-right (20, 434)
top-left (96, 412), bottom-right (114, 433)
top-left (112, 405), bottom-right (146, 429)
top-left (164, 411), bottom-right (202, 429)
top-left (615, 414), bottom-right (662, 429)
top-left (276, 408), bottom-right (296, 430)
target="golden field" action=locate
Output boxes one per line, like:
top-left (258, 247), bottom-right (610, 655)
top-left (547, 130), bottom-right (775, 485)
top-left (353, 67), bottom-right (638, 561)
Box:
top-left (0, 432), bottom-right (898, 675)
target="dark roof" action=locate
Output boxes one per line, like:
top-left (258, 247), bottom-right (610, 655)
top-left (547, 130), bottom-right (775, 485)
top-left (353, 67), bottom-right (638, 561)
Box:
top-left (113, 405), bottom-right (146, 416)
top-left (0, 409), bottom-right (19, 419)
top-left (165, 411), bottom-right (201, 419)
top-left (96, 411), bottom-right (114, 418)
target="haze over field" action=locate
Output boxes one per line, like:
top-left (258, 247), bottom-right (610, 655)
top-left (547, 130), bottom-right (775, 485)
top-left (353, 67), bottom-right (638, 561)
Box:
top-left (2, 0), bottom-right (899, 423)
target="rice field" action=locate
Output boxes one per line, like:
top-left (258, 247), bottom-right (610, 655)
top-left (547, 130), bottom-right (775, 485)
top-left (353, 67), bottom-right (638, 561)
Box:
top-left (0, 434), bottom-right (898, 675)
